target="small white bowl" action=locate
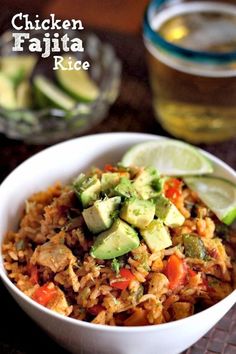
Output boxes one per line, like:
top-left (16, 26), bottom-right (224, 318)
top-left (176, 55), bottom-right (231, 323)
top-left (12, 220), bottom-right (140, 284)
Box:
top-left (0, 132), bottom-right (235, 354)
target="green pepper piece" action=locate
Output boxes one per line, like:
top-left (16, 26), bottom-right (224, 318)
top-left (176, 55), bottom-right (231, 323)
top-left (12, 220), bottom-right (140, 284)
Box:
top-left (183, 234), bottom-right (206, 259)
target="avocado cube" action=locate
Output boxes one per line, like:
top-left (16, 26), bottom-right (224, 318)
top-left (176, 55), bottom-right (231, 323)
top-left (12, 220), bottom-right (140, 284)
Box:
top-left (140, 220), bottom-right (172, 253)
top-left (133, 167), bottom-right (160, 200)
top-left (114, 177), bottom-right (137, 198)
top-left (73, 174), bottom-right (101, 208)
top-left (101, 172), bottom-right (121, 192)
top-left (90, 218), bottom-right (140, 260)
top-left (155, 195), bottom-right (185, 227)
top-left (120, 198), bottom-right (155, 228)
top-left (82, 196), bottom-right (121, 234)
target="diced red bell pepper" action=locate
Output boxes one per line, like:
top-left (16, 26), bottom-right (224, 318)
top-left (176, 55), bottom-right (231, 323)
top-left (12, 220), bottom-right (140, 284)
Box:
top-left (32, 283), bottom-right (58, 306)
top-left (29, 265), bottom-right (38, 285)
top-left (166, 254), bottom-right (187, 290)
top-left (111, 268), bottom-right (135, 290)
top-left (188, 268), bottom-right (197, 278)
top-left (164, 178), bottom-right (182, 202)
top-left (104, 164), bottom-right (117, 172)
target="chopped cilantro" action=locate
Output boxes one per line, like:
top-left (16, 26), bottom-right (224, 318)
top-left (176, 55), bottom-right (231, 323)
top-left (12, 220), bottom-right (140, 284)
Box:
top-left (152, 178), bottom-right (164, 192)
top-left (111, 258), bottom-right (120, 275)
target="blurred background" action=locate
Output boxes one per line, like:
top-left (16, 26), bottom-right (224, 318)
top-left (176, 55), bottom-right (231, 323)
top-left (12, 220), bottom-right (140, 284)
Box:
top-left (2, 0), bottom-right (149, 33)
top-left (0, 0), bottom-right (162, 181)
top-left (1, 0), bottom-right (235, 147)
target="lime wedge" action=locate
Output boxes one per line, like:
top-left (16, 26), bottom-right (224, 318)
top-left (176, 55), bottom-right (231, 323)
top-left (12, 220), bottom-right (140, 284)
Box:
top-left (184, 176), bottom-right (236, 225)
top-left (121, 140), bottom-right (213, 176)
top-left (0, 72), bottom-right (17, 109)
top-left (16, 80), bottom-right (32, 109)
top-left (33, 75), bottom-right (76, 111)
top-left (1, 55), bottom-right (37, 83)
top-left (56, 55), bottom-right (99, 102)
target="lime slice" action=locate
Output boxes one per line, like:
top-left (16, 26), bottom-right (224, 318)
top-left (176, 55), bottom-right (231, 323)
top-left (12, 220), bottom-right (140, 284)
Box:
top-left (1, 55), bottom-right (37, 83)
top-left (0, 72), bottom-right (17, 109)
top-left (121, 140), bottom-right (213, 176)
top-left (56, 55), bottom-right (99, 102)
top-left (33, 75), bottom-right (76, 111)
top-left (184, 176), bottom-right (236, 225)
top-left (16, 80), bottom-right (32, 109)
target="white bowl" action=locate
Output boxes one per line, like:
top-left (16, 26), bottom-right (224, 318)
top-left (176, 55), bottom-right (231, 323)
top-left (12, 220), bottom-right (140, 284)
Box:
top-left (0, 132), bottom-right (235, 354)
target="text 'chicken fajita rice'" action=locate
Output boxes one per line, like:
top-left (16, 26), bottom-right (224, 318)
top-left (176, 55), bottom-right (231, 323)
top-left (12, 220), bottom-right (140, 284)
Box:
top-left (3, 164), bottom-right (236, 326)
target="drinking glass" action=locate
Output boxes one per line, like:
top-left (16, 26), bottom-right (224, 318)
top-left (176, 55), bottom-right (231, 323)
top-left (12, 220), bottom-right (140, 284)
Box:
top-left (144, 0), bottom-right (236, 143)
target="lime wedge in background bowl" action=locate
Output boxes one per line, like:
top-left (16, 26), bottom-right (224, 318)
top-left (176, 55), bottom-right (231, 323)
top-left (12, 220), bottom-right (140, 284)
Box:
top-left (184, 176), bottom-right (236, 225)
top-left (56, 55), bottom-right (99, 102)
top-left (0, 54), bottom-right (37, 84)
top-left (121, 139), bottom-right (213, 176)
top-left (0, 31), bottom-right (121, 144)
top-left (0, 72), bottom-right (17, 109)
top-left (34, 75), bottom-right (76, 111)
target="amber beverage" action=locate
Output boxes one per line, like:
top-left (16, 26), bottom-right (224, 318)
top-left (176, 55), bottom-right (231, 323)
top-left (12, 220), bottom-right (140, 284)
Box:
top-left (144, 0), bottom-right (236, 143)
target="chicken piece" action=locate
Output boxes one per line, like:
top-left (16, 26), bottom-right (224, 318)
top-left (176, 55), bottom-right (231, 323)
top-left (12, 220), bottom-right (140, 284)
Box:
top-left (172, 302), bottom-right (193, 320)
top-left (124, 308), bottom-right (149, 326)
top-left (91, 310), bottom-right (106, 324)
top-left (31, 240), bottom-right (76, 273)
top-left (203, 237), bottom-right (232, 280)
top-left (17, 277), bottom-right (39, 297)
top-left (148, 273), bottom-right (169, 298)
top-left (47, 285), bottom-right (73, 316)
top-left (203, 238), bottom-right (229, 261)
top-left (207, 276), bottom-right (233, 302)
top-left (54, 264), bottom-right (80, 292)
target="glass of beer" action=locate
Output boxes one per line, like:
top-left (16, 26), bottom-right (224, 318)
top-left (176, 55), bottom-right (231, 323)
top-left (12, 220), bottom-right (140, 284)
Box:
top-left (143, 0), bottom-right (236, 143)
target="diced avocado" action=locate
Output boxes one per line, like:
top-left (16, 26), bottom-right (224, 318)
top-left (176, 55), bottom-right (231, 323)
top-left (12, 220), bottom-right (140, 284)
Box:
top-left (120, 198), bottom-right (155, 228)
top-left (73, 174), bottom-right (101, 208)
top-left (140, 220), bottom-right (172, 253)
top-left (155, 194), bottom-right (185, 227)
top-left (114, 177), bottom-right (137, 198)
top-left (133, 167), bottom-right (160, 199)
top-left (101, 172), bottom-right (121, 192)
top-left (91, 218), bottom-right (140, 260)
top-left (135, 167), bottom-right (160, 183)
top-left (82, 196), bottom-right (121, 233)
top-left (183, 234), bottom-right (206, 259)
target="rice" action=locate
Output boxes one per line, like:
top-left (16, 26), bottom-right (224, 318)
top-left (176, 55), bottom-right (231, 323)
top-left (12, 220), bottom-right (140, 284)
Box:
top-left (2, 168), bottom-right (235, 326)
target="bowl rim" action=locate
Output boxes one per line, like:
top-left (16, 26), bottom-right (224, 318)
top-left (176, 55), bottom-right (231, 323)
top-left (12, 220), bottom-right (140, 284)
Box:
top-left (0, 132), bottom-right (236, 333)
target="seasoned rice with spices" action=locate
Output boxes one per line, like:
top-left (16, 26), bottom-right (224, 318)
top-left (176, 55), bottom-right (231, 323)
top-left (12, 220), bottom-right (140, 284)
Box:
top-left (3, 165), bottom-right (236, 326)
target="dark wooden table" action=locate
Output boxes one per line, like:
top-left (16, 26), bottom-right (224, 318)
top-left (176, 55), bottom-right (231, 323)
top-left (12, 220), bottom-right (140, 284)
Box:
top-left (0, 30), bottom-right (235, 354)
